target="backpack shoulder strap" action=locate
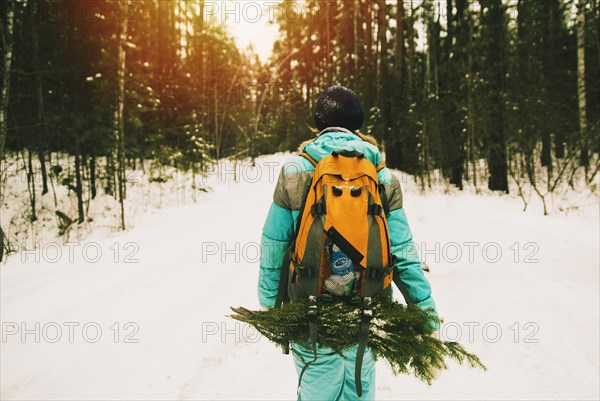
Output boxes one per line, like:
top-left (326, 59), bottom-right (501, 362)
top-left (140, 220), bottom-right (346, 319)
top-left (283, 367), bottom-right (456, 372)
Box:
top-left (379, 183), bottom-right (391, 216)
top-left (354, 130), bottom-right (385, 173)
top-left (374, 163), bottom-right (389, 214)
top-left (299, 151), bottom-right (318, 168)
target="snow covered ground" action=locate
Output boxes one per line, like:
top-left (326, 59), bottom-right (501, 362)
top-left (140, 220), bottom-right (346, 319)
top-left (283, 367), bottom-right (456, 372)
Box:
top-left (1, 153), bottom-right (599, 400)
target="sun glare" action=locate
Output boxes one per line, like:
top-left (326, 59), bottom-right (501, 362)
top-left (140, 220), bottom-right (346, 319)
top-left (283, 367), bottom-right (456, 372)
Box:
top-left (224, 2), bottom-right (280, 63)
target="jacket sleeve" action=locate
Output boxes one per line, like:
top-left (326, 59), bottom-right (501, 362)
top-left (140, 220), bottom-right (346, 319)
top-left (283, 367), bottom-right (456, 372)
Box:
top-left (257, 168), bottom-right (295, 308)
top-left (384, 173), bottom-right (440, 331)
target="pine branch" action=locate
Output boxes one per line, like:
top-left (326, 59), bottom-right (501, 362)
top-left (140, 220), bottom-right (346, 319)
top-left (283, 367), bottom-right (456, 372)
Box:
top-left (229, 297), bottom-right (486, 384)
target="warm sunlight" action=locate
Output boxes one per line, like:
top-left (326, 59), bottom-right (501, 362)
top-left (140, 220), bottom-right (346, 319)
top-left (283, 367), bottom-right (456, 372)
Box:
top-left (224, 2), bottom-right (280, 62)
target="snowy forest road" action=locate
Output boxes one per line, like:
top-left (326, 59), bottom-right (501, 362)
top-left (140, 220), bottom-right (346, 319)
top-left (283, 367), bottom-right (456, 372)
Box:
top-left (1, 155), bottom-right (599, 400)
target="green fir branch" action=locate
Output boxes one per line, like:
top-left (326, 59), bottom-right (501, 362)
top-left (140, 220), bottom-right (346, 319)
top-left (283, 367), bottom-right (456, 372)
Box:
top-left (230, 297), bottom-right (486, 384)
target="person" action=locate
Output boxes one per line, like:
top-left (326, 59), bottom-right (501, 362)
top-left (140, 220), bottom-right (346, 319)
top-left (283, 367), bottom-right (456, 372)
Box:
top-left (258, 85), bottom-right (440, 401)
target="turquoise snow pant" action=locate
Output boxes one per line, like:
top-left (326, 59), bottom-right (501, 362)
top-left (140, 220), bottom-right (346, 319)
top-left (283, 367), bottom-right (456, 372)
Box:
top-left (291, 342), bottom-right (376, 401)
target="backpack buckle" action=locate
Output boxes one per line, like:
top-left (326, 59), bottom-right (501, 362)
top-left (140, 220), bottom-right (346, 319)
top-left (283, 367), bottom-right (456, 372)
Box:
top-left (311, 203), bottom-right (326, 215)
top-left (307, 295), bottom-right (318, 317)
top-left (362, 297), bottom-right (373, 317)
top-left (368, 204), bottom-right (383, 215)
top-left (297, 266), bottom-right (315, 278)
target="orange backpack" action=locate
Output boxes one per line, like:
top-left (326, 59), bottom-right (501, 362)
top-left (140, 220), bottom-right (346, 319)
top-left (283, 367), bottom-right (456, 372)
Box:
top-left (275, 149), bottom-right (396, 397)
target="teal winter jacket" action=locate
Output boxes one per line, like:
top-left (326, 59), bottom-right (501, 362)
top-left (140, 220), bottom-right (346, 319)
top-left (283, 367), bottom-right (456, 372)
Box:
top-left (258, 128), bottom-right (439, 329)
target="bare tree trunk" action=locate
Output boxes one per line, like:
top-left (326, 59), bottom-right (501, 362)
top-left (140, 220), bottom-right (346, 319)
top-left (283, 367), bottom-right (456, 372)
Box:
top-left (540, 0), bottom-right (557, 172)
top-left (467, 16), bottom-right (477, 190)
top-left (26, 149), bottom-right (37, 222)
top-left (325, 1), bottom-right (332, 83)
top-left (353, 0), bottom-right (359, 79)
top-left (0, 227), bottom-right (6, 261)
top-left (377, 0), bottom-right (390, 140)
top-left (577, 0), bottom-right (589, 176)
top-left (485, 0), bottom-right (509, 193)
top-left (423, 22), bottom-right (433, 190)
top-left (407, 0), bottom-right (415, 96)
top-left (214, 67), bottom-right (219, 159)
top-left (90, 155), bottom-right (97, 199)
top-left (198, 1), bottom-right (205, 86)
top-left (30, 0), bottom-right (48, 196)
top-left (36, 150), bottom-right (48, 195)
top-left (105, 154), bottom-right (114, 196)
top-left (48, 152), bottom-right (57, 207)
top-left (525, 152), bottom-right (548, 215)
top-left (0, 0), bottom-right (15, 162)
top-left (377, 0), bottom-right (387, 94)
top-left (394, 0), bottom-right (404, 85)
top-left (115, 0), bottom-right (128, 230)
top-left (81, 152), bottom-right (89, 210)
top-left (74, 149), bottom-right (84, 224)
top-left (364, 0), bottom-right (374, 108)
top-left (508, 154), bottom-right (529, 211)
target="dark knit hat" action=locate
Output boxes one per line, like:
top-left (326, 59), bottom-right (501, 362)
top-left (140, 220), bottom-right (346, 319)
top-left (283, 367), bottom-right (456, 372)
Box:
top-left (313, 86), bottom-right (365, 132)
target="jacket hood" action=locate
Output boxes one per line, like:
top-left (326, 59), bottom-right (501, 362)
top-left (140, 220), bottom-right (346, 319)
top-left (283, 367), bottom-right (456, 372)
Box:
top-left (299, 127), bottom-right (383, 167)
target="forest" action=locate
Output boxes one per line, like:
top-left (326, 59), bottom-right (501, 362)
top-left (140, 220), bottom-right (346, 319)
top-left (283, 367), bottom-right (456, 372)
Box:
top-left (1, 0), bottom-right (599, 256)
